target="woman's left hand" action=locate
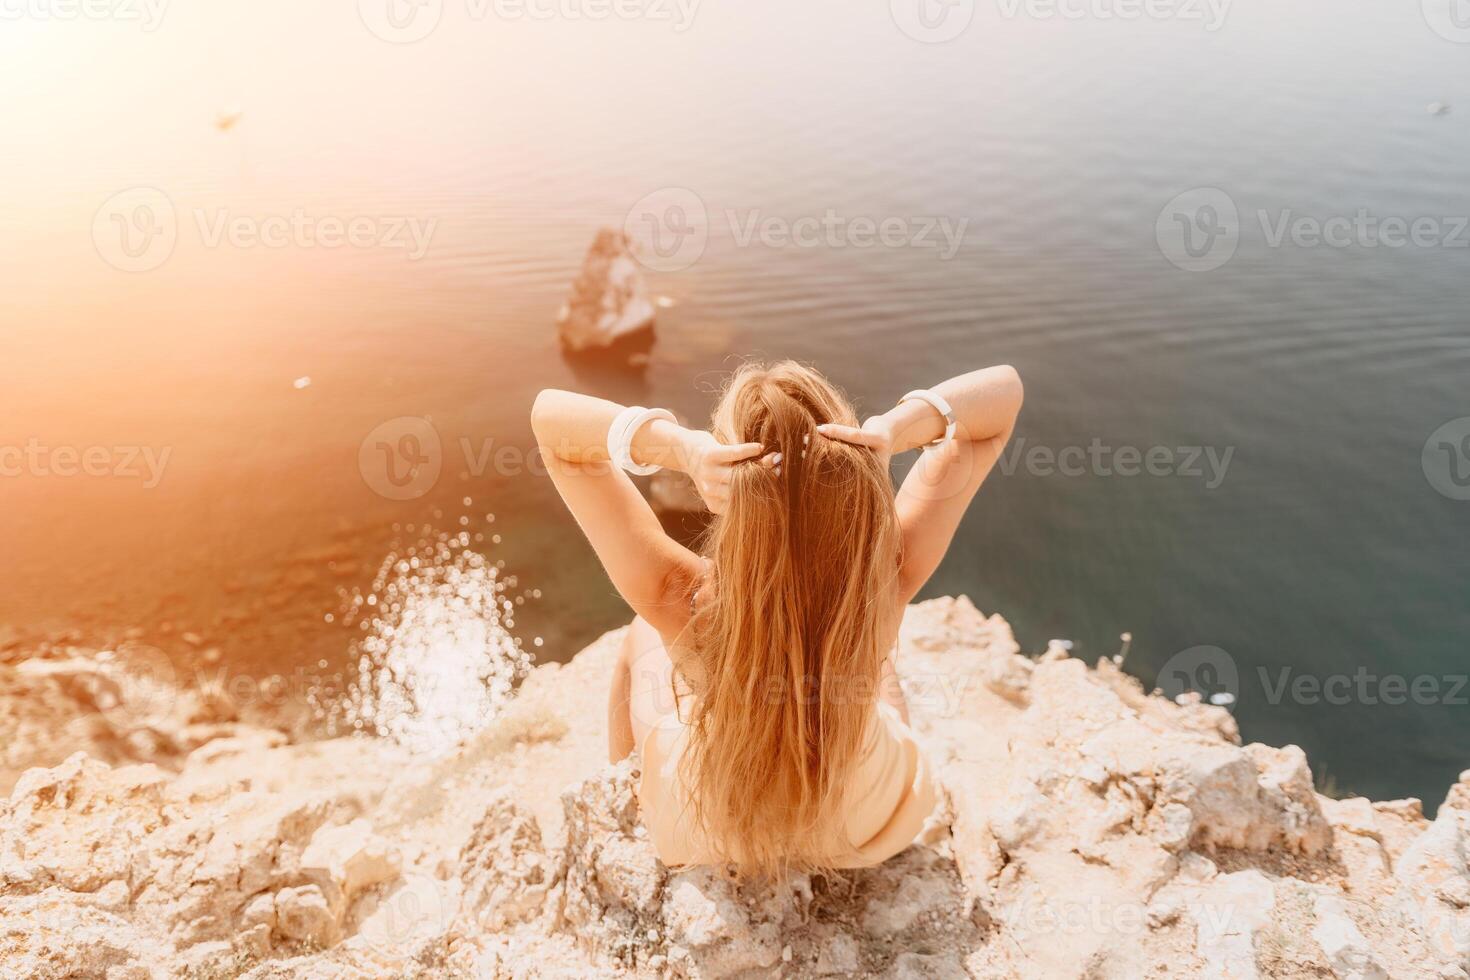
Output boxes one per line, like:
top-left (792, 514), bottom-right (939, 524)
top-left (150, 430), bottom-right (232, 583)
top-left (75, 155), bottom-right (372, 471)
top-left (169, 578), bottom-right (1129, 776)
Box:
top-left (682, 431), bottom-right (765, 514)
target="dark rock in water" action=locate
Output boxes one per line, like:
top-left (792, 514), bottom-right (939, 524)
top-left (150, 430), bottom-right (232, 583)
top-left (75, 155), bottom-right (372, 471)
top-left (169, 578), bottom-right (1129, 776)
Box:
top-left (562, 327), bottom-right (657, 386)
top-left (557, 229), bottom-right (657, 353)
top-left (647, 470), bottom-right (710, 546)
top-left (648, 470), bottom-right (703, 515)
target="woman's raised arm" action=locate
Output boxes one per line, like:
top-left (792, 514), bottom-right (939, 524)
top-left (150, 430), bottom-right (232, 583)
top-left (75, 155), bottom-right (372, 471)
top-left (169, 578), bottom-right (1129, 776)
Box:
top-left (818, 365), bottom-right (1023, 604)
top-left (530, 389), bottom-right (761, 635)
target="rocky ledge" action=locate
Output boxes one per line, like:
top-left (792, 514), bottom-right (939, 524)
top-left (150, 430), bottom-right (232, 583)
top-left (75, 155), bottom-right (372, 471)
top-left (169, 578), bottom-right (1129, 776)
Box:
top-left (2, 597), bottom-right (1468, 978)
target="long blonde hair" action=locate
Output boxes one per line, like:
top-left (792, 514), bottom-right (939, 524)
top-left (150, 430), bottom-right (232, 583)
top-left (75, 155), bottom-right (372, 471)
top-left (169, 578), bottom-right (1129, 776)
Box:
top-left (676, 361), bottom-right (903, 877)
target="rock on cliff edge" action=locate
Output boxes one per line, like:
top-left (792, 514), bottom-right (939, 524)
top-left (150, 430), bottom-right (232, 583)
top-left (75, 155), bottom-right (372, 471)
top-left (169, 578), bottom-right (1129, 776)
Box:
top-left (2, 597), bottom-right (1468, 978)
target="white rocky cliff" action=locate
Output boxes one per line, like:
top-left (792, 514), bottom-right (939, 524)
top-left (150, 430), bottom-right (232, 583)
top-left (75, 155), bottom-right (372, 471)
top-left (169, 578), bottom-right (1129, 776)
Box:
top-left (3, 597), bottom-right (1469, 978)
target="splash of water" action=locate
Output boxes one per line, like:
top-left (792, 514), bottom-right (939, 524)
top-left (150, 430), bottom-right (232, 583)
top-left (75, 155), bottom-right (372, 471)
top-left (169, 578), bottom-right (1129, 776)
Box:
top-left (332, 517), bottom-right (537, 755)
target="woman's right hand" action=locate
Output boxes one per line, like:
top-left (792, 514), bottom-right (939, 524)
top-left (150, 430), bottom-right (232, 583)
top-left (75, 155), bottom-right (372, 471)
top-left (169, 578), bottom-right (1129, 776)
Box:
top-left (816, 417), bottom-right (894, 467)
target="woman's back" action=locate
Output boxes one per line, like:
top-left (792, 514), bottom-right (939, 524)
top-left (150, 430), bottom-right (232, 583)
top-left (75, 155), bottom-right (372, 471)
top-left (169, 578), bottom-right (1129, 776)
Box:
top-left (531, 359), bottom-right (1023, 876)
top-left (639, 685), bottom-right (937, 869)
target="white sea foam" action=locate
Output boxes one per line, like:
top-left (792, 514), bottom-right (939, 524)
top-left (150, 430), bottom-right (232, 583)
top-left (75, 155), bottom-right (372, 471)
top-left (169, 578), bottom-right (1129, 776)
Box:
top-left (335, 519), bottom-right (536, 754)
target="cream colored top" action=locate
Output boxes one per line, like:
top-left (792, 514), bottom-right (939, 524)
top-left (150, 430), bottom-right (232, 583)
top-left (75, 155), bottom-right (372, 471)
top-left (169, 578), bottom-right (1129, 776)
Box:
top-left (637, 699), bottom-right (937, 868)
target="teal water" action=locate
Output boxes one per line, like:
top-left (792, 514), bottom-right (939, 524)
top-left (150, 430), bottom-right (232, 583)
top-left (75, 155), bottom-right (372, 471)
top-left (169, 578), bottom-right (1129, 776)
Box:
top-left (0, 0), bottom-right (1466, 803)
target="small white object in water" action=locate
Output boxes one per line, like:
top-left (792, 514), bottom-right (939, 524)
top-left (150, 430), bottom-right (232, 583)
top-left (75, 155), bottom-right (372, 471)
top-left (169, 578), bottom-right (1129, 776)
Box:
top-left (1053, 639), bottom-right (1074, 651)
top-left (656, 295), bottom-right (676, 308)
top-left (1209, 691), bottom-right (1237, 707)
top-left (293, 376), bottom-right (311, 389)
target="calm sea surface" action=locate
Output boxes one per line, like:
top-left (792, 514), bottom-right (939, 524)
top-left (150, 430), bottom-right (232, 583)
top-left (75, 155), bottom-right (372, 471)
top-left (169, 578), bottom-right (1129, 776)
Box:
top-left (1, 1), bottom-right (1467, 802)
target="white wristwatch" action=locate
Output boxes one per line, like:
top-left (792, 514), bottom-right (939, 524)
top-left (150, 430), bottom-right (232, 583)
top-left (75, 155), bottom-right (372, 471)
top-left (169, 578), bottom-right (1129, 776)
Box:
top-left (899, 389), bottom-right (957, 450)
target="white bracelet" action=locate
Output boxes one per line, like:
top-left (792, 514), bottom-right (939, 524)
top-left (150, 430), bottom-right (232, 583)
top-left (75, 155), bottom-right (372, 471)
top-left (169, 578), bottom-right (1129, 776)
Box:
top-left (608, 406), bottom-right (676, 475)
top-left (899, 389), bottom-right (957, 451)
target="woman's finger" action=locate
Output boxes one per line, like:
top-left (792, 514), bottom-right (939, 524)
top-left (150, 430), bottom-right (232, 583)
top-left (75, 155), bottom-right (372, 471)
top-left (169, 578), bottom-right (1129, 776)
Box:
top-left (816, 423), bottom-right (883, 448)
top-left (711, 441), bottom-right (764, 463)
